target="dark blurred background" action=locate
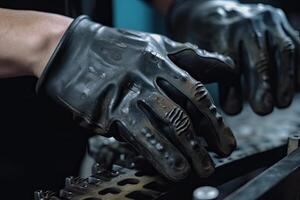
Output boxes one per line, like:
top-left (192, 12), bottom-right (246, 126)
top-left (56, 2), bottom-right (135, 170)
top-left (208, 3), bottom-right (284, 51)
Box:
top-left (0, 0), bottom-right (298, 199)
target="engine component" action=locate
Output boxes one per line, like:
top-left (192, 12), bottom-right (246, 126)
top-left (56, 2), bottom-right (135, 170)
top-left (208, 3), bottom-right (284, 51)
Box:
top-left (225, 147), bottom-right (300, 200)
top-left (35, 95), bottom-right (300, 200)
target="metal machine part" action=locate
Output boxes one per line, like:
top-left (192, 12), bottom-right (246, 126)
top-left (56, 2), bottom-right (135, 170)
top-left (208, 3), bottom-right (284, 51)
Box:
top-left (193, 186), bottom-right (220, 200)
top-left (35, 95), bottom-right (300, 200)
top-left (287, 134), bottom-right (300, 154)
top-left (35, 165), bottom-right (171, 200)
top-left (225, 147), bottom-right (300, 200)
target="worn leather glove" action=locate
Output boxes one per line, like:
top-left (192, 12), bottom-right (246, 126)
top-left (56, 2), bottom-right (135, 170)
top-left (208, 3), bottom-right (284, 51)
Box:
top-left (37, 16), bottom-right (237, 181)
top-left (169, 0), bottom-right (300, 115)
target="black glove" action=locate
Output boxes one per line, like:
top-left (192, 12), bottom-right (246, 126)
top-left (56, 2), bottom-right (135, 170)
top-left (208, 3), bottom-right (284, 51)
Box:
top-left (169, 0), bottom-right (300, 115)
top-left (37, 16), bottom-right (236, 181)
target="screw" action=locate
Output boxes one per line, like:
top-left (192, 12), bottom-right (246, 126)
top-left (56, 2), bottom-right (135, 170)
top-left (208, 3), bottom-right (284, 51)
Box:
top-left (287, 133), bottom-right (300, 154)
top-left (193, 186), bottom-right (219, 200)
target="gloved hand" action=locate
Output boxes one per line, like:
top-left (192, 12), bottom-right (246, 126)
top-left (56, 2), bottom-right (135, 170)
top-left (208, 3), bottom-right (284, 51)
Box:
top-left (37, 16), bottom-right (237, 181)
top-left (168, 0), bottom-right (300, 115)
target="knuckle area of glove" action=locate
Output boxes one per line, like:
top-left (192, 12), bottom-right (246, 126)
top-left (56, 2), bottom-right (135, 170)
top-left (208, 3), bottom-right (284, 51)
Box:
top-left (191, 82), bottom-right (225, 127)
top-left (164, 107), bottom-right (191, 136)
top-left (138, 127), bottom-right (191, 174)
top-left (252, 54), bottom-right (269, 71)
top-left (277, 39), bottom-right (295, 54)
top-left (191, 81), bottom-right (212, 106)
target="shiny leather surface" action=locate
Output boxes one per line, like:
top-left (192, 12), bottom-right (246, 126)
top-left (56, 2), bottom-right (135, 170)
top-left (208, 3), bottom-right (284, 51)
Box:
top-left (169, 0), bottom-right (300, 115)
top-left (37, 16), bottom-right (237, 181)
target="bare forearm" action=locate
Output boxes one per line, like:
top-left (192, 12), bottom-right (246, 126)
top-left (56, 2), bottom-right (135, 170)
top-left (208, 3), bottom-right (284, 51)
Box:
top-left (0, 8), bottom-right (72, 78)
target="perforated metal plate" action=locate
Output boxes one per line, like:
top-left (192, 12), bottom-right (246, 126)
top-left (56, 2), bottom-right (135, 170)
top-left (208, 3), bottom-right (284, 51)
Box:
top-left (35, 95), bottom-right (300, 200)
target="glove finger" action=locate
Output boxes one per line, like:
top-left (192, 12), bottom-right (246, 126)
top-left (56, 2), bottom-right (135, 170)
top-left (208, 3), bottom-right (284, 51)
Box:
top-left (160, 37), bottom-right (242, 115)
top-left (168, 46), bottom-right (237, 84)
top-left (138, 92), bottom-right (214, 177)
top-left (162, 37), bottom-right (242, 115)
top-left (277, 10), bottom-right (300, 88)
top-left (150, 34), bottom-right (237, 83)
top-left (268, 26), bottom-right (295, 108)
top-left (117, 112), bottom-right (191, 182)
top-left (156, 71), bottom-right (236, 157)
top-left (218, 75), bottom-right (243, 115)
top-left (242, 34), bottom-right (274, 115)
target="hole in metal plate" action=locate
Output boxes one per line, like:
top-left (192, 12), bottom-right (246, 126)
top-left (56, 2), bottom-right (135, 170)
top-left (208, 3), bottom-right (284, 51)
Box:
top-left (117, 178), bottom-right (140, 186)
top-left (98, 187), bottom-right (121, 195)
top-left (143, 181), bottom-right (169, 192)
top-left (126, 191), bottom-right (155, 200)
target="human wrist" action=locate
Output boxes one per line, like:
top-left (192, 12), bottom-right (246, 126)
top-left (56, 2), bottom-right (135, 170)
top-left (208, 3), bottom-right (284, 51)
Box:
top-left (0, 9), bottom-right (72, 78)
top-left (31, 14), bottom-right (72, 78)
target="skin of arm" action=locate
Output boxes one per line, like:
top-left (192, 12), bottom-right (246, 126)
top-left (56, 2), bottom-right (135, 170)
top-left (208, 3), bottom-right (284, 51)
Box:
top-left (0, 8), bottom-right (72, 78)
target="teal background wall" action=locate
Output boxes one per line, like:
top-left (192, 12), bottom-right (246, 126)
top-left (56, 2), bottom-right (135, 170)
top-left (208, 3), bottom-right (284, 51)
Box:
top-left (113, 0), bottom-right (165, 33)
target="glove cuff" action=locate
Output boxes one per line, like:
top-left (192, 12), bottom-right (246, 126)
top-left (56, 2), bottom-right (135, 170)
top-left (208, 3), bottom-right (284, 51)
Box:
top-left (36, 15), bottom-right (92, 94)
